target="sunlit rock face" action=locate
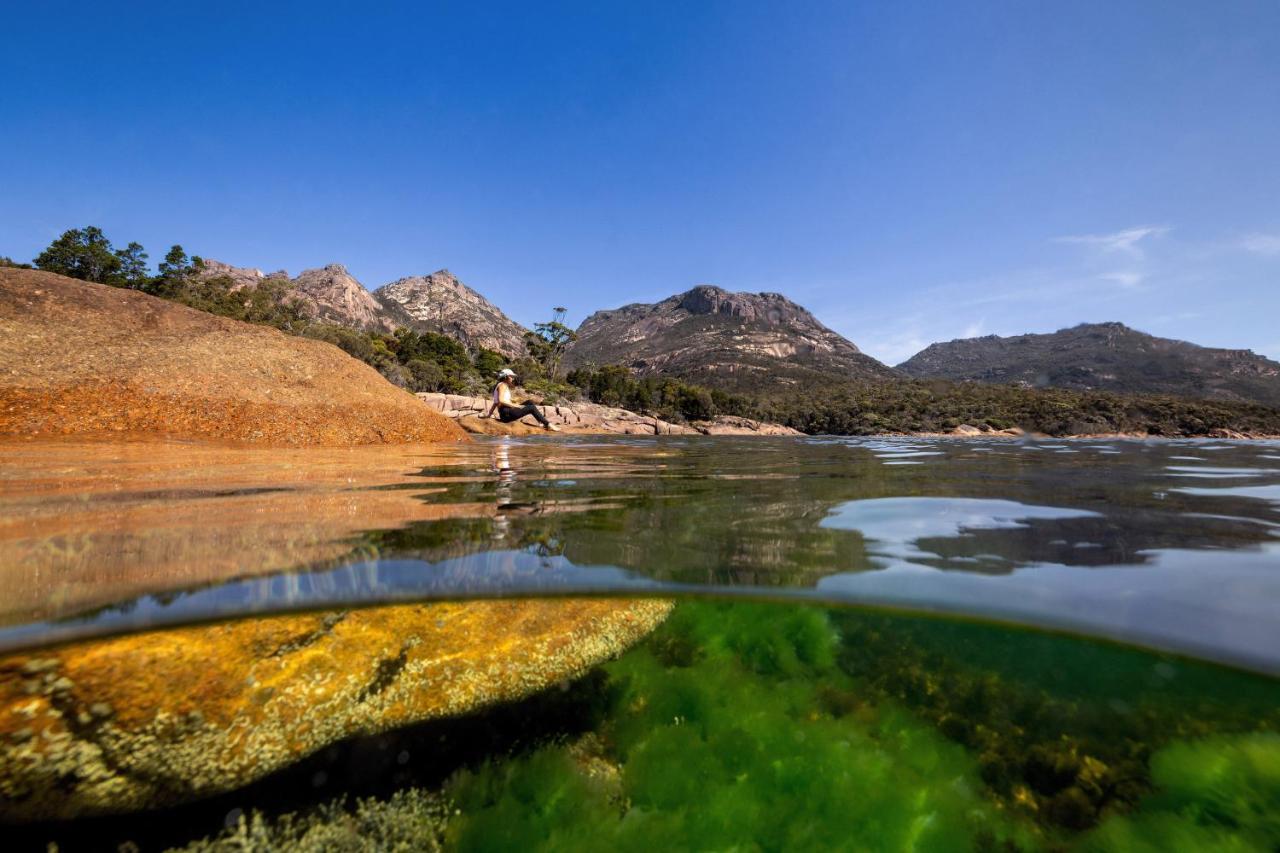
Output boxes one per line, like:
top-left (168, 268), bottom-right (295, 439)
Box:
top-left (0, 598), bottom-right (672, 821)
top-left (376, 270), bottom-right (529, 357)
top-left (898, 322), bottom-right (1280, 406)
top-left (566, 285), bottom-right (900, 393)
top-left (290, 263), bottom-right (399, 332)
top-left (0, 268), bottom-right (467, 446)
top-left (192, 258), bottom-right (288, 291)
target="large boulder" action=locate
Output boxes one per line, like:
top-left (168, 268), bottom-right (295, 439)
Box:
top-left (0, 598), bottom-right (673, 821)
top-left (0, 269), bottom-right (466, 445)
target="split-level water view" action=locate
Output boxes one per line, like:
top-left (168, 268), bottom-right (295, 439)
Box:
top-left (3, 435), bottom-right (1279, 850)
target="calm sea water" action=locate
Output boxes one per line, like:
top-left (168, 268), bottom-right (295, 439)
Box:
top-left (2, 435), bottom-right (1279, 849)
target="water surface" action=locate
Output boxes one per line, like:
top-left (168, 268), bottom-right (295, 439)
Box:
top-left (4, 434), bottom-right (1279, 673)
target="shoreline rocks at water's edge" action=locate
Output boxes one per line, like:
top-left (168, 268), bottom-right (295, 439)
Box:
top-left (917, 423), bottom-right (1280, 440)
top-left (419, 395), bottom-right (1280, 441)
top-left (418, 392), bottom-right (803, 436)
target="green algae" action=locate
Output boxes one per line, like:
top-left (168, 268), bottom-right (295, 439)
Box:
top-left (443, 601), bottom-right (1280, 851)
top-left (830, 609), bottom-right (1280, 832)
top-left (445, 602), bottom-right (1037, 851)
top-left (1082, 733), bottom-right (1280, 852)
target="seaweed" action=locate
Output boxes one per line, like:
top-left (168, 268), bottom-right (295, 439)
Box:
top-left (445, 602), bottom-right (1037, 851)
top-left (1083, 733), bottom-right (1280, 851)
top-left (829, 609), bottom-right (1280, 832)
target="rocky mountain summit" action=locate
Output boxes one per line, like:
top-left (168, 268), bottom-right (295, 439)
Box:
top-left (194, 258), bottom-right (289, 290)
top-left (898, 322), bottom-right (1280, 406)
top-left (566, 285), bottom-right (898, 392)
top-left (375, 270), bottom-right (528, 356)
top-left (197, 261), bottom-right (525, 345)
top-left (291, 263), bottom-right (403, 332)
top-left (198, 260), bottom-right (403, 332)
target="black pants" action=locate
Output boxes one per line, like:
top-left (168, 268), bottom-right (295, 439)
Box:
top-left (498, 402), bottom-right (550, 427)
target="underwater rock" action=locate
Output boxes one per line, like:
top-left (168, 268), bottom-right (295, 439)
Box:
top-left (0, 598), bottom-right (672, 821)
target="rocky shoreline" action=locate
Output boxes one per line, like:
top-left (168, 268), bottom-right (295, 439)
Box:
top-left (417, 392), bottom-right (803, 436)
top-left (418, 396), bottom-right (1279, 441)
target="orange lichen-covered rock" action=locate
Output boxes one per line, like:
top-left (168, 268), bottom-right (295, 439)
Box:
top-left (0, 598), bottom-right (673, 821)
top-left (0, 268), bottom-right (467, 446)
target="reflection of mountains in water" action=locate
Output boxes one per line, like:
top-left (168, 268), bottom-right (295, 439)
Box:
top-left (378, 437), bottom-right (1280, 585)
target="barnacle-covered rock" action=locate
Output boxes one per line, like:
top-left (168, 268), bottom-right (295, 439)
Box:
top-left (0, 598), bottom-right (672, 821)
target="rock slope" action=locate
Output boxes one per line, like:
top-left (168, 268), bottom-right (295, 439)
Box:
top-left (898, 322), bottom-right (1280, 406)
top-left (376, 270), bottom-right (529, 356)
top-left (566, 285), bottom-right (899, 392)
top-left (0, 268), bottom-right (466, 445)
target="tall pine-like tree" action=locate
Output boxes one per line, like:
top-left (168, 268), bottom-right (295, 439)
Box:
top-left (34, 226), bottom-right (122, 283)
top-left (114, 242), bottom-right (150, 288)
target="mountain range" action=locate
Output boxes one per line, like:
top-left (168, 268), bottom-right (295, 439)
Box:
top-left (198, 260), bottom-right (526, 355)
top-left (898, 322), bottom-right (1280, 407)
top-left (197, 259), bottom-right (1280, 407)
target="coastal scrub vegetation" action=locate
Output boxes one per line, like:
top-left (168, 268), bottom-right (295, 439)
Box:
top-left (15, 225), bottom-right (1280, 435)
top-left (567, 364), bottom-right (753, 423)
top-left (566, 364), bottom-right (1280, 436)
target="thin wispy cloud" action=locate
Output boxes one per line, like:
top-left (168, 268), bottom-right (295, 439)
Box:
top-left (1055, 225), bottom-right (1170, 258)
top-left (1238, 232), bottom-right (1280, 256)
top-left (1099, 271), bottom-right (1145, 289)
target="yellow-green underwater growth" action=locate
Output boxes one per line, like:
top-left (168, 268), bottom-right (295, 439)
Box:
top-left (1083, 733), bottom-right (1280, 852)
top-left (830, 609), bottom-right (1280, 832)
top-left (445, 602), bottom-right (1038, 851)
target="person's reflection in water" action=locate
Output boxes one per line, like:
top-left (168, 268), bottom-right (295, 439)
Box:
top-left (490, 441), bottom-right (547, 545)
top-left (492, 441), bottom-right (516, 542)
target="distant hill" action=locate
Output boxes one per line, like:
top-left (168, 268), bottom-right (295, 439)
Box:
top-left (375, 270), bottom-right (528, 356)
top-left (898, 322), bottom-right (1280, 407)
top-left (566, 285), bottom-right (898, 392)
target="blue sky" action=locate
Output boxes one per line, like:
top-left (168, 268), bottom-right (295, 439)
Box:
top-left (3, 1), bottom-right (1277, 364)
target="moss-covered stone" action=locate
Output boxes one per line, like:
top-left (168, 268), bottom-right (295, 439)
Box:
top-left (0, 598), bottom-right (672, 821)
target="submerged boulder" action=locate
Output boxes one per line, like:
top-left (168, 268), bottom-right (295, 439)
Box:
top-left (0, 598), bottom-right (672, 821)
top-left (0, 268), bottom-right (466, 446)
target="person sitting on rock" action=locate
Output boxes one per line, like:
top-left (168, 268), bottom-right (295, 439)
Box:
top-left (485, 368), bottom-right (559, 431)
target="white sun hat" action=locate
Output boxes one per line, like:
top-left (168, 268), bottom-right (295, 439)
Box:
top-left (497, 368), bottom-right (516, 378)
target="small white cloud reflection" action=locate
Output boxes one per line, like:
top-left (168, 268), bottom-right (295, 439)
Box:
top-left (820, 497), bottom-right (1101, 565)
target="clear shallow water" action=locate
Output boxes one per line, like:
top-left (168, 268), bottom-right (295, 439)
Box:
top-left (3, 434), bottom-right (1279, 673)
top-left (3, 435), bottom-right (1280, 850)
